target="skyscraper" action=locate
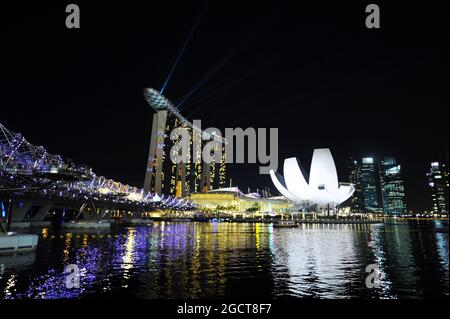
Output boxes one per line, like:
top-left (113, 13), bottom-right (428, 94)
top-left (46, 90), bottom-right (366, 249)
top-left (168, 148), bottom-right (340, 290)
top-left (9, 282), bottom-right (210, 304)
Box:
top-left (360, 157), bottom-right (381, 213)
top-left (143, 88), bottom-right (227, 197)
top-left (379, 157), bottom-right (406, 215)
top-left (427, 158), bottom-right (449, 214)
top-left (348, 158), bottom-right (364, 213)
top-left (349, 156), bottom-right (408, 215)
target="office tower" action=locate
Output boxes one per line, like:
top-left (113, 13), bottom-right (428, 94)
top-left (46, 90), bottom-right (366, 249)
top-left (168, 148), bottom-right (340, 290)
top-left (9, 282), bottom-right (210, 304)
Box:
top-left (427, 158), bottom-right (449, 214)
top-left (379, 157), bottom-right (406, 215)
top-left (348, 158), bottom-right (364, 213)
top-left (360, 157), bottom-right (381, 212)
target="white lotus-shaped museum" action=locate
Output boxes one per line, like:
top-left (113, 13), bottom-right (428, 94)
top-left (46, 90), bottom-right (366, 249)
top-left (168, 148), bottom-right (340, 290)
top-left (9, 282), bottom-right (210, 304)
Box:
top-left (270, 148), bottom-right (355, 208)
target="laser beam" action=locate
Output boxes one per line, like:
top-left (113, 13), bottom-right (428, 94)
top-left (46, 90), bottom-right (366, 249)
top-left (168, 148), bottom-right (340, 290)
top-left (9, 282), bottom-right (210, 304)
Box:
top-left (160, 1), bottom-right (208, 95)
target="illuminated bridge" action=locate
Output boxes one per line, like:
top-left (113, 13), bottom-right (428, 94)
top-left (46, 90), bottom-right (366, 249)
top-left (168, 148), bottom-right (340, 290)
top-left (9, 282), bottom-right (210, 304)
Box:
top-left (0, 122), bottom-right (196, 231)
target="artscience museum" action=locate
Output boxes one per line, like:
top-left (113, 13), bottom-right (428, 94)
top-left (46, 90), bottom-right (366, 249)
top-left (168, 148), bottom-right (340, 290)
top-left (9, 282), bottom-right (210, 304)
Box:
top-left (270, 149), bottom-right (355, 212)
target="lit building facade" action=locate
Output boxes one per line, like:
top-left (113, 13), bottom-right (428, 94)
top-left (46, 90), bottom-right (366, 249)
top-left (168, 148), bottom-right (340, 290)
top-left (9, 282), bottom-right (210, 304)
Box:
top-left (349, 156), bottom-right (407, 215)
top-left (270, 149), bottom-right (355, 212)
top-left (189, 192), bottom-right (291, 214)
top-left (379, 157), bottom-right (406, 215)
top-left (360, 157), bottom-right (381, 213)
top-left (427, 159), bottom-right (449, 214)
top-left (143, 88), bottom-right (227, 197)
top-left (348, 158), bottom-right (364, 213)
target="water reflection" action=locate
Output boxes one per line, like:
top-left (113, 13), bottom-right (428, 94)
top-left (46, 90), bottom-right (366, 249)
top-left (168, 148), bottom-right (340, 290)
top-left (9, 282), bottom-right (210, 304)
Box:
top-left (0, 220), bottom-right (448, 299)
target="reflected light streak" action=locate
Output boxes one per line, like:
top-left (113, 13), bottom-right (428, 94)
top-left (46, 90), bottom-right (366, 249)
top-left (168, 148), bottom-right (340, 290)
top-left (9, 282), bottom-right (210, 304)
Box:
top-left (122, 229), bottom-right (136, 277)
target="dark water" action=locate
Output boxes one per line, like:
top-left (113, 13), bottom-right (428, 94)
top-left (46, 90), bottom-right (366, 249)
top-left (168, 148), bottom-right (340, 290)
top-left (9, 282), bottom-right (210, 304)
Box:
top-left (0, 220), bottom-right (448, 299)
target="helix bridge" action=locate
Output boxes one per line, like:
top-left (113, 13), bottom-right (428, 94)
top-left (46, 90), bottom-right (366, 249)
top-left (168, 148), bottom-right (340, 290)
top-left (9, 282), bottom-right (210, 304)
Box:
top-left (0, 122), bottom-right (196, 227)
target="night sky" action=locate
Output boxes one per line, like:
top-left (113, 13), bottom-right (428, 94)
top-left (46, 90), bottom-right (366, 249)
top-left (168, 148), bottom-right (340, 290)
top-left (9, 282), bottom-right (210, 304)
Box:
top-left (1, 1), bottom-right (448, 211)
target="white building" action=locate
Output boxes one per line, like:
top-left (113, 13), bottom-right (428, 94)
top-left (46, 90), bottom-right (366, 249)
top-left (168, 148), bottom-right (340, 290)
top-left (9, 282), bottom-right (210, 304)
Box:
top-left (270, 149), bottom-right (354, 211)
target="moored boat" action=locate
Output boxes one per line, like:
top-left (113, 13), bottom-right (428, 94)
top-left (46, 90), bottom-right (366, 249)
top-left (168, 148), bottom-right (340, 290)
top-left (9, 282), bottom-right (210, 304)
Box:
top-left (273, 220), bottom-right (298, 228)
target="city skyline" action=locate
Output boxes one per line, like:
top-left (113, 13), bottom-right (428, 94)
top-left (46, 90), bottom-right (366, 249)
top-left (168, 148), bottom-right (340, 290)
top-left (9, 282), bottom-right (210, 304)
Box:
top-left (2, 116), bottom-right (446, 214)
top-left (0, 2), bottom-right (448, 212)
top-left (348, 155), bottom-right (408, 215)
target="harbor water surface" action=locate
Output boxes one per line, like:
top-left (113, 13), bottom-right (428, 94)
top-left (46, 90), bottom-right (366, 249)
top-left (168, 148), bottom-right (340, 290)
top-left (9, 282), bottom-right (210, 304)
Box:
top-left (0, 220), bottom-right (448, 299)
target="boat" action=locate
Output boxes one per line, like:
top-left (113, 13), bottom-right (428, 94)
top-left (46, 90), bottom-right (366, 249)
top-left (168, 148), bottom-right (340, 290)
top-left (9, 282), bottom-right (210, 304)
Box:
top-left (171, 218), bottom-right (192, 222)
top-left (273, 220), bottom-right (298, 228)
top-left (0, 232), bottom-right (39, 254)
top-left (130, 218), bottom-right (154, 225)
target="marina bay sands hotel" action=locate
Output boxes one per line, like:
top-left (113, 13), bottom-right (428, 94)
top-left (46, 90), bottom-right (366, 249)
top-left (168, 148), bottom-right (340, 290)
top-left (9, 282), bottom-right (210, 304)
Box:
top-left (143, 88), bottom-right (227, 197)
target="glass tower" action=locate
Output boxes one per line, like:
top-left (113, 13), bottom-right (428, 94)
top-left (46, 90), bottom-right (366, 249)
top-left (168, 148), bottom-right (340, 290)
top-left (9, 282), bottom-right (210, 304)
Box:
top-left (427, 159), bottom-right (449, 214)
top-left (379, 157), bottom-right (406, 215)
top-left (360, 157), bottom-right (381, 213)
top-left (348, 158), bottom-right (364, 213)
